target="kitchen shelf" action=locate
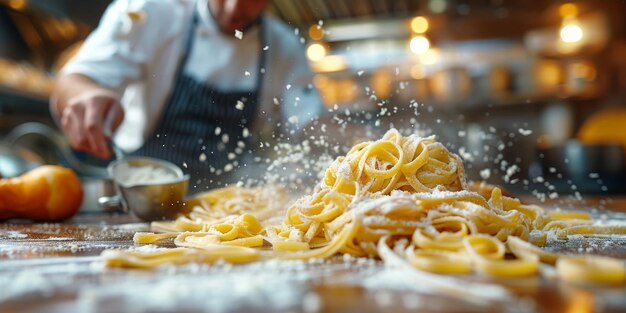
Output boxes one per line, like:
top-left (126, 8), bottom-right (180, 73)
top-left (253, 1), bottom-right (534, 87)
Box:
top-left (423, 92), bottom-right (603, 112)
top-left (13, 0), bottom-right (111, 26)
top-left (0, 86), bottom-right (49, 115)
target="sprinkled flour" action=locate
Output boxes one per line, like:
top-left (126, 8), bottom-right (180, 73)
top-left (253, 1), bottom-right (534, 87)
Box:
top-left (114, 164), bottom-right (178, 186)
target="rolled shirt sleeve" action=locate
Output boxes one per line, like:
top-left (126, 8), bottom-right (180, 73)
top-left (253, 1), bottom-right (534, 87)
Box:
top-left (59, 0), bottom-right (189, 152)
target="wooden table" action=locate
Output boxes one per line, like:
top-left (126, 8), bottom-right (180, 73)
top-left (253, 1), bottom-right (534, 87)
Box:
top-left (1, 210), bottom-right (626, 313)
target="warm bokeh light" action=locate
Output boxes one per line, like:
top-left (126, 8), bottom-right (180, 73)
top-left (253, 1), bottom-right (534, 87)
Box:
top-left (570, 61), bottom-right (597, 81)
top-left (410, 16), bottom-right (429, 34)
top-left (311, 55), bottom-right (347, 73)
top-left (559, 3), bottom-right (579, 18)
top-left (371, 70), bottom-right (392, 99)
top-left (560, 23), bottom-right (583, 43)
top-left (410, 64), bottom-right (426, 79)
top-left (409, 35), bottom-right (430, 55)
top-left (8, 0), bottom-right (27, 10)
top-left (308, 25), bottom-right (324, 41)
top-left (313, 75), bottom-right (356, 105)
top-left (535, 59), bottom-right (563, 90)
top-left (313, 74), bottom-right (329, 89)
top-left (306, 43), bottom-right (327, 62)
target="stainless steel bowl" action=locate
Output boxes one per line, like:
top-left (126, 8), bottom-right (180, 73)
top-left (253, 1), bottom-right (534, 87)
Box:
top-left (103, 157), bottom-right (190, 221)
top-left (532, 140), bottom-right (626, 194)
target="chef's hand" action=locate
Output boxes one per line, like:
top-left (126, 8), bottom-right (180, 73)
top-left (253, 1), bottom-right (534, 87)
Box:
top-left (59, 89), bottom-right (124, 159)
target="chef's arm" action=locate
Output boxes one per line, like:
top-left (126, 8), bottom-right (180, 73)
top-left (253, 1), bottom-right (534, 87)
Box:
top-left (48, 0), bottom-right (162, 159)
top-left (50, 73), bottom-right (124, 159)
top-left (52, 73), bottom-right (120, 118)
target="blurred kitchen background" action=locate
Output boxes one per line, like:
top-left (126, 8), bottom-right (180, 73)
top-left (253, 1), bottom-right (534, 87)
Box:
top-left (1, 0), bottom-right (625, 198)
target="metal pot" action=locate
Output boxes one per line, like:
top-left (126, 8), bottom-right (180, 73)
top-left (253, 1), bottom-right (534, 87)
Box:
top-left (531, 140), bottom-right (626, 194)
top-left (3, 122), bottom-right (108, 178)
top-left (0, 144), bottom-right (43, 178)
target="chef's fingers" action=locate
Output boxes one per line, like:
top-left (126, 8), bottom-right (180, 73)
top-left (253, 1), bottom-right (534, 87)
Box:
top-left (83, 99), bottom-right (111, 159)
top-left (62, 104), bottom-right (91, 154)
top-left (102, 102), bottom-right (125, 140)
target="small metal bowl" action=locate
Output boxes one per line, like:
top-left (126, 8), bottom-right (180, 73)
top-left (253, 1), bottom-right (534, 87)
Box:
top-left (100, 157), bottom-right (190, 221)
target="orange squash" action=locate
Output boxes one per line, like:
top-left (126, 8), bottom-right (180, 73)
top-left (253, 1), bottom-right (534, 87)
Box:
top-left (0, 165), bottom-right (83, 221)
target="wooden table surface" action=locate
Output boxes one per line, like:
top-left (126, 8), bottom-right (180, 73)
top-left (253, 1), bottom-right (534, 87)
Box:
top-left (1, 205), bottom-right (626, 313)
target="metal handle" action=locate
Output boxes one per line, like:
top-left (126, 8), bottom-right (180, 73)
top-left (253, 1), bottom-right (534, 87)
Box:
top-left (97, 195), bottom-right (125, 213)
top-left (103, 108), bottom-right (125, 161)
top-left (102, 108), bottom-right (116, 139)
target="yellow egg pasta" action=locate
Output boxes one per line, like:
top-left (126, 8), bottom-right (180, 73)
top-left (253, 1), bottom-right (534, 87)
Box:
top-left (102, 129), bottom-right (626, 286)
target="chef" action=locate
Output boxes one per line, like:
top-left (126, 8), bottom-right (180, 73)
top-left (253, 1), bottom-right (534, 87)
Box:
top-left (51, 0), bottom-right (323, 189)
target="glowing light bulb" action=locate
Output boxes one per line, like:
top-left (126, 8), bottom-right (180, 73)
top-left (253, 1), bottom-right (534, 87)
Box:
top-left (410, 36), bottom-right (430, 55)
top-left (308, 25), bottom-right (324, 41)
top-left (306, 43), bottom-right (327, 62)
top-left (411, 16), bottom-right (429, 34)
top-left (560, 23), bottom-right (583, 43)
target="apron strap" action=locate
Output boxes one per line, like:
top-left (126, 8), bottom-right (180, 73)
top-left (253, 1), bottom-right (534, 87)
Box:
top-left (172, 12), bottom-right (199, 81)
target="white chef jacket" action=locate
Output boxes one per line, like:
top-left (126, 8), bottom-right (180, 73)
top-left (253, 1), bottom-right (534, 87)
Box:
top-left (61, 0), bottom-right (323, 152)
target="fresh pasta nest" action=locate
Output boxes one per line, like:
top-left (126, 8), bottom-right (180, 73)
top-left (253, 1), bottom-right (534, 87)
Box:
top-left (102, 129), bottom-right (626, 286)
top-left (321, 131), bottom-right (466, 195)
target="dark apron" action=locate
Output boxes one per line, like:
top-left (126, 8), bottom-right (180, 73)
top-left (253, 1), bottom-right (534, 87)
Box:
top-left (134, 13), bottom-right (267, 191)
